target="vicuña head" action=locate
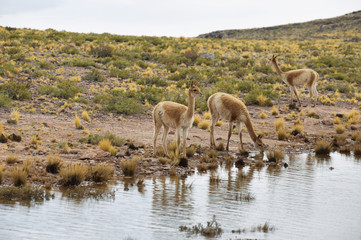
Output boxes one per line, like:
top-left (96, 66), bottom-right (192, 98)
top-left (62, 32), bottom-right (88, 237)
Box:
top-left (153, 82), bottom-right (202, 158)
top-left (269, 54), bottom-right (319, 107)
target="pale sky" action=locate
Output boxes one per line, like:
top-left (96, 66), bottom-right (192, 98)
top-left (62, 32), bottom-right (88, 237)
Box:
top-left (0, 0), bottom-right (360, 37)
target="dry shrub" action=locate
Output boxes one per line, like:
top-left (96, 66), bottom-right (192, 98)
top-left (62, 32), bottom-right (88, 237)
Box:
top-left (90, 163), bottom-right (114, 182)
top-left (277, 128), bottom-right (288, 140)
top-left (197, 163), bottom-right (208, 173)
top-left (271, 106), bottom-right (279, 116)
top-left (200, 155), bottom-right (211, 163)
top-left (291, 124), bottom-right (303, 136)
top-left (274, 118), bottom-right (285, 131)
top-left (315, 140), bottom-right (332, 155)
top-left (216, 120), bottom-right (223, 127)
top-left (193, 114), bottom-right (201, 126)
top-left (333, 117), bottom-right (341, 125)
top-left (22, 158), bottom-right (33, 175)
top-left (0, 165), bottom-right (4, 184)
top-left (158, 157), bottom-right (171, 165)
top-left (207, 149), bottom-right (218, 158)
top-left (186, 145), bottom-right (196, 158)
top-left (6, 154), bottom-right (18, 164)
top-left (198, 120), bottom-right (210, 130)
top-left (60, 163), bottom-right (88, 186)
top-left (99, 139), bottom-right (112, 152)
top-left (46, 153), bottom-right (62, 174)
top-left (215, 141), bottom-right (224, 151)
top-left (267, 148), bottom-right (285, 162)
top-left (254, 160), bottom-right (265, 168)
top-left (11, 167), bottom-right (27, 186)
top-left (335, 125), bottom-right (346, 134)
top-left (10, 109), bottom-right (20, 124)
top-left (259, 112), bottom-right (267, 119)
top-left (82, 111), bottom-right (91, 121)
top-left (353, 143), bottom-right (361, 156)
top-left (121, 156), bottom-right (138, 176)
top-left (74, 114), bottom-right (84, 129)
top-left (203, 111), bottom-right (211, 120)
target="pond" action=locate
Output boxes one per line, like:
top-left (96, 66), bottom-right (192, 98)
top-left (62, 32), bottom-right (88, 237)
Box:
top-left (1, 153), bottom-right (361, 239)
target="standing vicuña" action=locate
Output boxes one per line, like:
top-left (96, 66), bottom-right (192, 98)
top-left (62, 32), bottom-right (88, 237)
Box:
top-left (153, 83), bottom-right (202, 158)
top-left (207, 92), bottom-right (264, 152)
top-left (270, 55), bottom-right (319, 107)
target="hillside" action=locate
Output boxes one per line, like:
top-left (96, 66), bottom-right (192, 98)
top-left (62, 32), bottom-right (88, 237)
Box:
top-left (198, 11), bottom-right (361, 41)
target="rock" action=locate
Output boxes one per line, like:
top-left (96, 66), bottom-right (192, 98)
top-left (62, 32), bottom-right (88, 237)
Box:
top-left (79, 149), bottom-right (110, 160)
top-left (235, 158), bottom-right (245, 167)
top-left (72, 104), bottom-right (82, 111)
top-left (199, 52), bottom-right (216, 60)
top-left (116, 152), bottom-right (125, 158)
top-left (284, 163), bottom-right (289, 168)
top-left (321, 117), bottom-right (333, 126)
top-left (351, 126), bottom-right (358, 130)
top-left (336, 113), bottom-right (344, 118)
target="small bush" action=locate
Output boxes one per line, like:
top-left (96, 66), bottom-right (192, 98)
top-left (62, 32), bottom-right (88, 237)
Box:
top-left (121, 156), bottom-right (138, 176)
top-left (90, 163), bottom-right (114, 182)
top-left (82, 111), bottom-right (91, 121)
top-left (60, 45), bottom-right (79, 55)
top-left (315, 140), bottom-right (332, 155)
top-left (89, 44), bottom-right (115, 58)
top-left (0, 165), bottom-right (4, 184)
top-left (354, 143), bottom-right (361, 156)
top-left (259, 112), bottom-right (267, 119)
top-left (203, 112), bottom-right (211, 120)
top-left (74, 114), bottom-right (83, 129)
top-left (333, 117), bottom-right (341, 125)
top-left (277, 128), bottom-right (288, 140)
top-left (38, 80), bottom-right (82, 99)
top-left (46, 153), bottom-right (62, 174)
top-left (11, 167), bottom-right (27, 186)
top-left (60, 163), bottom-right (88, 186)
top-left (22, 158), bottom-right (33, 175)
top-left (186, 145), bottom-right (196, 158)
top-left (6, 154), bottom-right (18, 164)
top-left (0, 186), bottom-right (46, 201)
top-left (216, 141), bottom-right (225, 151)
top-left (291, 124), bottom-right (303, 136)
top-left (0, 93), bottom-right (12, 108)
top-left (193, 114), bottom-right (201, 126)
top-left (0, 82), bottom-right (32, 100)
top-left (335, 125), bottom-right (346, 134)
top-left (10, 109), bottom-right (20, 124)
top-left (99, 139), bottom-right (112, 152)
top-left (274, 118), bottom-right (285, 131)
top-left (271, 106), bottom-right (279, 116)
top-left (198, 120), bottom-right (210, 130)
top-left (83, 69), bottom-right (105, 82)
top-left (267, 148), bottom-right (284, 162)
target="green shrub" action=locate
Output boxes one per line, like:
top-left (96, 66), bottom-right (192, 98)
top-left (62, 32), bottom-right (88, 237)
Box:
top-left (0, 82), bottom-right (32, 100)
top-left (38, 80), bottom-right (82, 99)
top-left (79, 131), bottom-right (125, 146)
top-left (244, 89), bottom-right (275, 106)
top-left (60, 45), bottom-right (79, 55)
top-left (89, 44), bottom-right (115, 58)
top-left (0, 93), bottom-right (12, 107)
top-left (63, 57), bottom-right (96, 67)
top-left (82, 69), bottom-right (105, 82)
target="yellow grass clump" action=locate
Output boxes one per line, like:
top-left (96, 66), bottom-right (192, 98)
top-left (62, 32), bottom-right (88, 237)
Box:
top-left (333, 117), bottom-right (341, 125)
top-left (121, 156), bottom-right (138, 176)
top-left (22, 158), bottom-right (33, 175)
top-left (277, 128), bottom-right (288, 140)
top-left (90, 163), bottom-right (114, 182)
top-left (335, 125), bottom-right (346, 134)
top-left (60, 163), bottom-right (88, 186)
top-left (259, 112), bottom-right (267, 119)
top-left (216, 120), bottom-right (223, 127)
top-left (81, 111), bottom-right (91, 122)
top-left (291, 124), bottom-right (303, 135)
top-left (99, 139), bottom-right (112, 152)
top-left (46, 153), bottom-right (63, 174)
top-left (267, 148), bottom-right (285, 162)
top-left (74, 113), bottom-right (84, 129)
top-left (315, 140), bottom-right (332, 155)
top-left (271, 106), bottom-right (279, 116)
top-left (0, 165), bottom-right (4, 184)
top-left (198, 120), bottom-right (210, 130)
top-left (10, 109), bottom-right (20, 124)
top-left (274, 118), bottom-right (285, 131)
top-left (203, 111), bottom-right (211, 120)
top-left (186, 145), bottom-right (196, 158)
top-left (193, 114), bottom-right (201, 126)
top-left (0, 122), bottom-right (4, 134)
top-left (6, 154), bottom-right (19, 164)
top-left (11, 167), bottom-right (27, 186)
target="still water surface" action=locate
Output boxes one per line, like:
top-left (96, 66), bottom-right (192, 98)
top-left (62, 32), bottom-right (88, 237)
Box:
top-left (1, 153), bottom-right (361, 240)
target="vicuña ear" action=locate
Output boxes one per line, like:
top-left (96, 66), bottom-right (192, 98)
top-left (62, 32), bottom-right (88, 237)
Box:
top-left (190, 81), bottom-right (194, 87)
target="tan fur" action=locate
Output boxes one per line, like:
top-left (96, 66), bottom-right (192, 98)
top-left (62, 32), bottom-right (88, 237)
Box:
top-left (270, 55), bottom-right (319, 107)
top-left (208, 93), bottom-right (264, 152)
top-left (153, 84), bottom-right (201, 158)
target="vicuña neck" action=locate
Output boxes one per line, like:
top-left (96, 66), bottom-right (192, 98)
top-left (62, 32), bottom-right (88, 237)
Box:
top-left (187, 91), bottom-right (195, 119)
top-left (244, 115), bottom-right (258, 143)
top-left (272, 61), bottom-right (284, 75)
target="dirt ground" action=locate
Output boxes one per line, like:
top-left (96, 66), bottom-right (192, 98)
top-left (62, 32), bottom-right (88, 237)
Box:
top-left (0, 98), bottom-right (360, 185)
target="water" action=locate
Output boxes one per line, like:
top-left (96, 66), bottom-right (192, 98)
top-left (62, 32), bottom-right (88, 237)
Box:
top-left (1, 153), bottom-right (361, 240)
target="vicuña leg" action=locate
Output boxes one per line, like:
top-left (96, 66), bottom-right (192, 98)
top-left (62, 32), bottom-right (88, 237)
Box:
top-left (236, 122), bottom-right (244, 150)
top-left (292, 86), bottom-right (301, 106)
top-left (153, 123), bottom-right (162, 156)
top-left (226, 121), bottom-right (233, 151)
top-left (162, 126), bottom-right (170, 157)
top-left (182, 128), bottom-right (188, 158)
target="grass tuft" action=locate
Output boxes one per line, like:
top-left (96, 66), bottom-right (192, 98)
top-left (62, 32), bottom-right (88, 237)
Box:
top-left (315, 140), bottom-right (332, 155)
top-left (274, 118), bottom-right (285, 131)
top-left (277, 128), bottom-right (288, 140)
top-left (186, 145), bottom-right (196, 158)
top-left (46, 153), bottom-right (63, 174)
top-left (267, 148), bottom-right (285, 162)
top-left (198, 120), bottom-right (210, 130)
top-left (121, 156), bottom-right (138, 176)
top-left (259, 111), bottom-right (267, 119)
top-left (99, 139), bottom-right (112, 152)
top-left (271, 105), bottom-right (279, 116)
top-left (59, 163), bottom-right (88, 186)
top-left (6, 154), bottom-right (19, 164)
top-left (193, 114), bottom-right (201, 126)
top-left (335, 124), bottom-right (346, 134)
top-left (81, 111), bottom-right (91, 121)
top-left (89, 163), bottom-right (114, 182)
top-left (11, 167), bottom-right (27, 186)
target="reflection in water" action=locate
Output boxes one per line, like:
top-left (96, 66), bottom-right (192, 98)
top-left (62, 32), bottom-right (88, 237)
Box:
top-left (0, 153), bottom-right (361, 240)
